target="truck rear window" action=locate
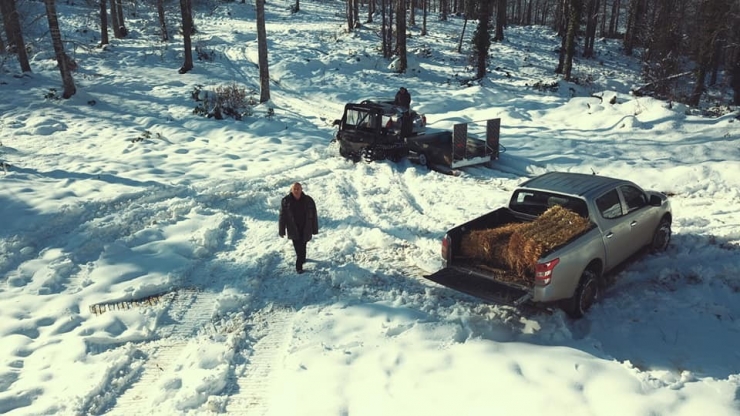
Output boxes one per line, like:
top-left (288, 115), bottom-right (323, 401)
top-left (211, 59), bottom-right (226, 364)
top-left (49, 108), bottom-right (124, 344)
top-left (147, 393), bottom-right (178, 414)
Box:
top-left (509, 190), bottom-right (588, 218)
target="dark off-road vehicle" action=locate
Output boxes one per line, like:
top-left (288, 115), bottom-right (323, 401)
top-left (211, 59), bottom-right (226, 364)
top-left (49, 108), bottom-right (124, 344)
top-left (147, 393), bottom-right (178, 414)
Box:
top-left (333, 100), bottom-right (501, 170)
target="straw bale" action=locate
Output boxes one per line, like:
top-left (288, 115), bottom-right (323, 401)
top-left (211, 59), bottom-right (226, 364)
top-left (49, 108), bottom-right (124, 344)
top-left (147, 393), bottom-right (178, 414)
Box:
top-left (459, 223), bottom-right (523, 267)
top-left (507, 205), bottom-right (591, 275)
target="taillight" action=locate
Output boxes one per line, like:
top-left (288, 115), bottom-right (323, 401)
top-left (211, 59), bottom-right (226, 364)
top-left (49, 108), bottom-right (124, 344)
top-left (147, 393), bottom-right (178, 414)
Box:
top-left (535, 258), bottom-right (560, 286)
top-left (421, 115), bottom-right (427, 126)
top-left (441, 234), bottom-right (450, 260)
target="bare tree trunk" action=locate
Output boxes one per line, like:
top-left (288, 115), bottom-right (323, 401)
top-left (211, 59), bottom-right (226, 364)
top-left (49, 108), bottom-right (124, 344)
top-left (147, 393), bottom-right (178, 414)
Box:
top-left (178, 0), bottom-right (193, 73)
top-left (688, 0), bottom-right (732, 105)
top-left (731, 50), bottom-right (740, 105)
top-left (44, 0), bottom-right (75, 98)
top-left (353, 0), bottom-right (360, 27)
top-left (256, 0), bottom-right (270, 102)
top-left (624, 0), bottom-right (645, 56)
top-left (709, 38), bottom-right (722, 86)
top-left (387, 0), bottom-right (394, 55)
top-left (396, 0), bottom-right (407, 71)
top-left (493, 0), bottom-right (505, 42)
top-left (346, 0), bottom-right (354, 31)
top-left (543, 0), bottom-right (553, 26)
top-left (99, 0), bottom-right (109, 45)
top-left (608, 0), bottom-right (619, 37)
top-left (382, 0), bottom-right (390, 56)
top-left (689, 64), bottom-right (706, 107)
top-left (409, 0), bottom-right (415, 26)
top-left (421, 0), bottom-right (427, 35)
top-left (474, 1), bottom-right (492, 79)
top-left (110, 0), bottom-right (122, 38)
top-left (116, 0), bottom-right (127, 36)
top-left (583, 0), bottom-right (598, 58)
top-left (1, 0), bottom-right (32, 72)
top-left (457, 16), bottom-right (467, 53)
top-left (367, 0), bottom-right (373, 22)
top-left (562, 0), bottom-right (582, 80)
top-left (157, 0), bottom-right (168, 41)
top-left (554, 0), bottom-right (566, 34)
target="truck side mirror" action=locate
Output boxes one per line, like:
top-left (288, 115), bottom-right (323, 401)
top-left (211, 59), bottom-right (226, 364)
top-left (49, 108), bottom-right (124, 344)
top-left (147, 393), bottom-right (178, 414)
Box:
top-left (332, 119), bottom-right (341, 126)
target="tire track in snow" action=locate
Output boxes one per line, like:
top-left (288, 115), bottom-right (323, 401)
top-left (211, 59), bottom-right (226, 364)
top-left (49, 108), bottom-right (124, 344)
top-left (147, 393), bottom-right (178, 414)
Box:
top-left (224, 308), bottom-right (295, 415)
top-left (103, 289), bottom-right (218, 415)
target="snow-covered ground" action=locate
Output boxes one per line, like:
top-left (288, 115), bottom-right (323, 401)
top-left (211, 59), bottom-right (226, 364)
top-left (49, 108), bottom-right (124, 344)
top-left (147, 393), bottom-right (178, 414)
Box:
top-left (1, 0), bottom-right (740, 414)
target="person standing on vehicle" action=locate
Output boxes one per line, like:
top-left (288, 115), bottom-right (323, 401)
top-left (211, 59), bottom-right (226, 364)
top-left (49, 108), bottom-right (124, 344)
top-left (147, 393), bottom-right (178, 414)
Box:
top-left (394, 87), bottom-right (413, 137)
top-left (279, 182), bottom-right (318, 274)
top-left (394, 87), bottom-right (411, 110)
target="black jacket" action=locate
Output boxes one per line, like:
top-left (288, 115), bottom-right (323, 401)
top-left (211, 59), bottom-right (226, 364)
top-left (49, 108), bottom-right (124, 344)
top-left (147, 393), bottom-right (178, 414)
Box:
top-left (279, 192), bottom-right (318, 242)
top-left (394, 89), bottom-right (411, 109)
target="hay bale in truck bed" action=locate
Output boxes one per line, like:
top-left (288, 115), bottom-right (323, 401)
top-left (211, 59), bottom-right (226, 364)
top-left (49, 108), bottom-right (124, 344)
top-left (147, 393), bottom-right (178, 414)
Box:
top-left (458, 205), bottom-right (592, 279)
top-left (507, 205), bottom-right (592, 275)
top-left (459, 223), bottom-right (523, 268)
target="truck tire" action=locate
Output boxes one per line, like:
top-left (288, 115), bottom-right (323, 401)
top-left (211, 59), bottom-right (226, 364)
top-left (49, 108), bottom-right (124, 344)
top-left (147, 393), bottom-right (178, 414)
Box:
top-left (417, 152), bottom-right (428, 167)
top-left (362, 147), bottom-right (374, 163)
top-left (650, 217), bottom-right (671, 253)
top-left (564, 269), bottom-right (599, 319)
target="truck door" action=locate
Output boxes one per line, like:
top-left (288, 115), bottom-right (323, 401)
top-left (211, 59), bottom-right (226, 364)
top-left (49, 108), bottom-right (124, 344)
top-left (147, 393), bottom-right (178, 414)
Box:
top-left (595, 189), bottom-right (634, 269)
top-left (617, 184), bottom-right (659, 250)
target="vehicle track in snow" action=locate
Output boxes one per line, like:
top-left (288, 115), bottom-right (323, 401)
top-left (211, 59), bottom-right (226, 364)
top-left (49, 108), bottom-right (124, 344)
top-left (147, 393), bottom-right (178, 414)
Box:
top-left (223, 308), bottom-right (295, 415)
top-left (94, 289), bottom-right (218, 415)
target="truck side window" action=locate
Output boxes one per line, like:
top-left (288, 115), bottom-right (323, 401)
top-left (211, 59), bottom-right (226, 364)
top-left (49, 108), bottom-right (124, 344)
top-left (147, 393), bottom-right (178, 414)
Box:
top-left (620, 185), bottom-right (647, 213)
top-left (345, 110), bottom-right (361, 127)
top-left (596, 190), bottom-right (623, 219)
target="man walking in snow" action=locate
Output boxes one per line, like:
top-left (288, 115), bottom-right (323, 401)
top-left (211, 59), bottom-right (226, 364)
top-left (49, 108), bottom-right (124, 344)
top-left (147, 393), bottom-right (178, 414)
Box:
top-left (279, 182), bottom-right (319, 274)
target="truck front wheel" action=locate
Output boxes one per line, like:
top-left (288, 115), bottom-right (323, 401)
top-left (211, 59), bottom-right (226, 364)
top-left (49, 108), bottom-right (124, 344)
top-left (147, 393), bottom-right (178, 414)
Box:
top-left (650, 218), bottom-right (671, 253)
top-left (564, 269), bottom-right (599, 319)
top-left (417, 152), bottom-right (428, 167)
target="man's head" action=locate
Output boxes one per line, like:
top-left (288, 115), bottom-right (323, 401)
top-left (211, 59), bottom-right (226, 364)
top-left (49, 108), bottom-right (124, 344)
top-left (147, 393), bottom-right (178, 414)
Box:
top-left (290, 182), bottom-right (303, 199)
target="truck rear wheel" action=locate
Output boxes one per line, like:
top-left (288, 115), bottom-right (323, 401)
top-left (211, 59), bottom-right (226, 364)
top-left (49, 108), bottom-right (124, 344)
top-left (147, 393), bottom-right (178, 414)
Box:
top-left (564, 269), bottom-right (599, 319)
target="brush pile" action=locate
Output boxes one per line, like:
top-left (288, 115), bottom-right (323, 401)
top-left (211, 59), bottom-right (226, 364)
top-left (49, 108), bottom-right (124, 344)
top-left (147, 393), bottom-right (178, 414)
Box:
top-left (460, 205), bottom-right (592, 278)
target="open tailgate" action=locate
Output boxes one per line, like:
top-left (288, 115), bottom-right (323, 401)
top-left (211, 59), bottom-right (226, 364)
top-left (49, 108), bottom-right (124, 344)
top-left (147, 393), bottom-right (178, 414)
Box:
top-left (424, 266), bottom-right (531, 306)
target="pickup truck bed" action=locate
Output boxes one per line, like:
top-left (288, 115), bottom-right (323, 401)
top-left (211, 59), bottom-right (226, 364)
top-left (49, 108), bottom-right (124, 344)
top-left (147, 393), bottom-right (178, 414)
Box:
top-left (425, 206), bottom-right (536, 304)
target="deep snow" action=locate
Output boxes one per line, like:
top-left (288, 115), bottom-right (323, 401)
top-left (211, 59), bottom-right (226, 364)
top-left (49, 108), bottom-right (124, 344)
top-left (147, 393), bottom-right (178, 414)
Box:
top-left (1, 0), bottom-right (740, 415)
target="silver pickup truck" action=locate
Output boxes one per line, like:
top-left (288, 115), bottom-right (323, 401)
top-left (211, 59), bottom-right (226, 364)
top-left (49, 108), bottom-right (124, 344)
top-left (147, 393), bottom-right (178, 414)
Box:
top-left (425, 172), bottom-right (673, 317)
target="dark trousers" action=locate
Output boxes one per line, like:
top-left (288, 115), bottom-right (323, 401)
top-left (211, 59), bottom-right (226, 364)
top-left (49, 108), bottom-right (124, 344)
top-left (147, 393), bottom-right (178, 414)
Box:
top-left (292, 238), bottom-right (307, 270)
